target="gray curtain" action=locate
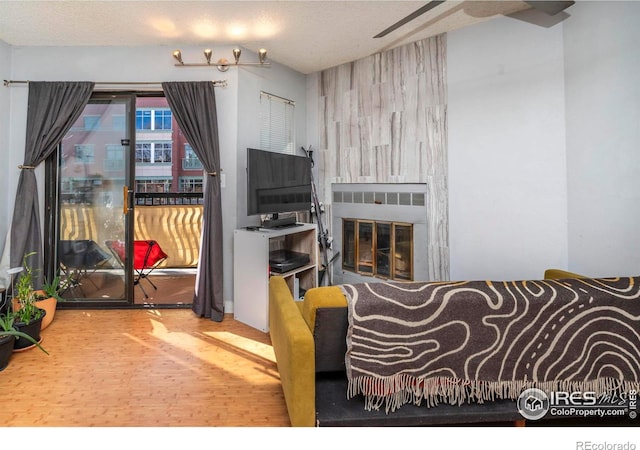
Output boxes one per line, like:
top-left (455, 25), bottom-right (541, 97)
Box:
top-left (162, 81), bottom-right (224, 321)
top-left (10, 81), bottom-right (94, 287)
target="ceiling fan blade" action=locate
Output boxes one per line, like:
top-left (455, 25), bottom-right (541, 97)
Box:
top-left (523, 1), bottom-right (575, 16)
top-left (508, 1), bottom-right (575, 27)
top-left (373, 0), bottom-right (445, 38)
top-left (507, 8), bottom-right (570, 27)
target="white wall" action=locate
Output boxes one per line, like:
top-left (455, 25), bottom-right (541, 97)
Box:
top-left (2, 44), bottom-right (306, 311)
top-left (564, 1), bottom-right (640, 277)
top-left (0, 39), bottom-right (11, 260)
top-left (235, 57), bottom-right (308, 228)
top-left (447, 16), bottom-right (568, 281)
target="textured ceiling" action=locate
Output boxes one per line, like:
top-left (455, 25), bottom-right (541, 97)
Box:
top-left (0, 1), bottom-right (536, 74)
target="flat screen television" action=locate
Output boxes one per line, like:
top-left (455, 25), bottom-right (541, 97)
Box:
top-left (246, 148), bottom-right (312, 218)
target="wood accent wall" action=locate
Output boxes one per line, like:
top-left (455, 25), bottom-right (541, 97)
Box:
top-left (318, 35), bottom-right (450, 280)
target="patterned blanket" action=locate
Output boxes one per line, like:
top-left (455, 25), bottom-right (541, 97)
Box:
top-left (341, 277), bottom-right (640, 412)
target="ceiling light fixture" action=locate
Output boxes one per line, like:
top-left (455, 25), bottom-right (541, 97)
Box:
top-left (172, 48), bottom-right (270, 72)
top-left (172, 50), bottom-right (183, 65)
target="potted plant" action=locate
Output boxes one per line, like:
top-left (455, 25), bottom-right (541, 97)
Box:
top-left (0, 311), bottom-right (48, 371)
top-left (11, 252), bottom-right (46, 350)
top-left (34, 273), bottom-right (68, 330)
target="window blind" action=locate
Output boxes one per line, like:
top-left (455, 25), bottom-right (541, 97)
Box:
top-left (259, 91), bottom-right (295, 154)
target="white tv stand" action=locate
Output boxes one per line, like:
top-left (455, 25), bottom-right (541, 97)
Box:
top-left (233, 223), bottom-right (318, 332)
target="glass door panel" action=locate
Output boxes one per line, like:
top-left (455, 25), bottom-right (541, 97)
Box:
top-left (339, 219), bottom-right (414, 281)
top-left (131, 96), bottom-right (199, 305)
top-left (357, 221), bottom-right (374, 275)
top-left (342, 219), bottom-right (356, 271)
top-left (375, 222), bottom-right (391, 278)
top-left (393, 223), bottom-right (413, 281)
top-left (56, 95), bottom-right (133, 303)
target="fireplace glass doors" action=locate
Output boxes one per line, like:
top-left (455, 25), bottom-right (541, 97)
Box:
top-left (342, 219), bottom-right (413, 281)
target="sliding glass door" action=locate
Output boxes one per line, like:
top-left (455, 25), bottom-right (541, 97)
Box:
top-left (46, 93), bottom-right (135, 305)
top-left (45, 93), bottom-right (201, 307)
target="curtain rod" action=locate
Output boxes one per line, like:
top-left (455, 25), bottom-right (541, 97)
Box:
top-left (260, 90), bottom-right (294, 105)
top-left (3, 79), bottom-right (228, 88)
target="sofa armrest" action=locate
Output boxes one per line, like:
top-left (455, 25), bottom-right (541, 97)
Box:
top-left (301, 285), bottom-right (348, 331)
top-left (269, 276), bottom-right (316, 427)
top-left (544, 269), bottom-right (587, 279)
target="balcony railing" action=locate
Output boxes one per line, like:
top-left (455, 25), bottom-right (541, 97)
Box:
top-left (60, 192), bottom-right (204, 268)
top-left (135, 192), bottom-right (203, 206)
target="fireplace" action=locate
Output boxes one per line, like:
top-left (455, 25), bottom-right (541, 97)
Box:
top-left (331, 183), bottom-right (428, 285)
top-left (342, 219), bottom-right (413, 280)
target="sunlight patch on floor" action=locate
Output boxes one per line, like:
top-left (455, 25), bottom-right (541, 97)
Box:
top-left (120, 316), bottom-right (279, 382)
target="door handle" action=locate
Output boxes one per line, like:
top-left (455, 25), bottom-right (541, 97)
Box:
top-left (123, 186), bottom-right (133, 214)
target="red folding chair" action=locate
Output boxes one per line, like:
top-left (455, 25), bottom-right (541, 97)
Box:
top-left (106, 240), bottom-right (168, 298)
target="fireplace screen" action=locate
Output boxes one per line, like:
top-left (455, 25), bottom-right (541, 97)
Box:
top-left (342, 219), bottom-right (413, 281)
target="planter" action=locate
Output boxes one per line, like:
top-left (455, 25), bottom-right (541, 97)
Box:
top-left (13, 294), bottom-right (57, 331)
top-left (34, 293), bottom-right (57, 331)
top-left (0, 334), bottom-right (15, 371)
top-left (13, 309), bottom-right (46, 351)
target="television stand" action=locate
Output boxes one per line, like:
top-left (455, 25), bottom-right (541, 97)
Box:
top-left (261, 216), bottom-right (297, 229)
top-left (233, 223), bottom-right (318, 332)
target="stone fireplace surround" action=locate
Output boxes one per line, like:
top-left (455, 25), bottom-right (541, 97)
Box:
top-left (331, 183), bottom-right (428, 285)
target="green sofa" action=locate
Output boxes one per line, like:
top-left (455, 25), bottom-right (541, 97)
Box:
top-left (268, 269), bottom-right (586, 427)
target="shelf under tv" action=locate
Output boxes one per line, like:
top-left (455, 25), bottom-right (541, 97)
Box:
top-left (269, 249), bottom-right (310, 273)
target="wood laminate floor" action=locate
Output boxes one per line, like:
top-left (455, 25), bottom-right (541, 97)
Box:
top-left (0, 308), bottom-right (290, 427)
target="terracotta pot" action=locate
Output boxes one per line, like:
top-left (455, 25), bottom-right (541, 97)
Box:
top-left (35, 297), bottom-right (57, 331)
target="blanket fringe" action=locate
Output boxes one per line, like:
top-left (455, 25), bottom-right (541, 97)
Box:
top-left (346, 375), bottom-right (640, 413)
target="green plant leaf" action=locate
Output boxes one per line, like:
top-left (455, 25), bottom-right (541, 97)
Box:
top-left (0, 329), bottom-right (48, 355)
